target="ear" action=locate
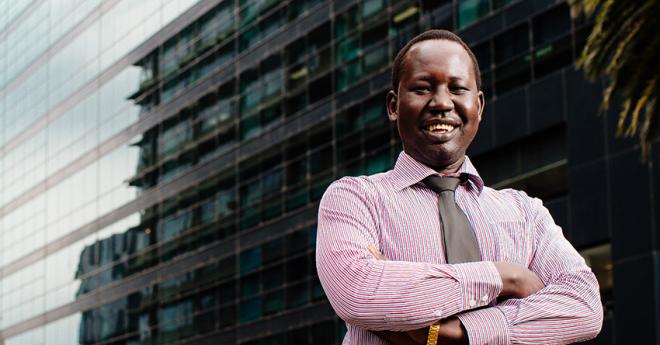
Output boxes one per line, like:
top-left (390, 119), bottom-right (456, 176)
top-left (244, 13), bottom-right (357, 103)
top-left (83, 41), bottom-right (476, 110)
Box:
top-left (386, 90), bottom-right (398, 122)
top-left (476, 90), bottom-right (485, 123)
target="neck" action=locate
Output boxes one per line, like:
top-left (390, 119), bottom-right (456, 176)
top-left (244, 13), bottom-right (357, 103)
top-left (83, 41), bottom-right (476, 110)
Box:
top-left (432, 156), bottom-right (465, 175)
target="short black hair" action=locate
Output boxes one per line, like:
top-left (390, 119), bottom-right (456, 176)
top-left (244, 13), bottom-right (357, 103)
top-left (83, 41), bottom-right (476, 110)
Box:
top-left (391, 29), bottom-right (481, 92)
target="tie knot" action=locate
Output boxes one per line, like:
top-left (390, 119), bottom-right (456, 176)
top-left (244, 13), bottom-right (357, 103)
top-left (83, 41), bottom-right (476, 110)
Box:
top-left (423, 175), bottom-right (461, 193)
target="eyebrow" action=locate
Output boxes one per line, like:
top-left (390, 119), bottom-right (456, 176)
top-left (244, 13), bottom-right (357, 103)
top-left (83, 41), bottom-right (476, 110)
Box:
top-left (412, 75), bottom-right (467, 82)
top-left (413, 75), bottom-right (433, 82)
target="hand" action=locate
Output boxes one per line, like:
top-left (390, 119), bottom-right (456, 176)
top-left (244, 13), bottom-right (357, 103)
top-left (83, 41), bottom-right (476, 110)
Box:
top-left (493, 262), bottom-right (545, 299)
top-left (372, 330), bottom-right (422, 345)
top-left (368, 244), bottom-right (388, 260)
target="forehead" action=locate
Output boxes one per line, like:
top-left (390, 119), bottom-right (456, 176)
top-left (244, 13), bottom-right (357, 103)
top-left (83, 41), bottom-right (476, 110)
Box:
top-left (402, 39), bottom-right (475, 79)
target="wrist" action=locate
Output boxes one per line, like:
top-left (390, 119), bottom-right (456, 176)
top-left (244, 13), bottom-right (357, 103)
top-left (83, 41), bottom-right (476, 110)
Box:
top-left (438, 318), bottom-right (468, 345)
top-left (494, 262), bottom-right (518, 297)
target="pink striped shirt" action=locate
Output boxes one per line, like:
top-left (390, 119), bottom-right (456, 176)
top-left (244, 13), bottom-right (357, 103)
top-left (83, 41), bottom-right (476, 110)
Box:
top-left (316, 151), bottom-right (602, 344)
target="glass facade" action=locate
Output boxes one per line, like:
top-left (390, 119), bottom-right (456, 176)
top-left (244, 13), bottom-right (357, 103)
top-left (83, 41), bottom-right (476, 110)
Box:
top-left (0, 0), bottom-right (655, 344)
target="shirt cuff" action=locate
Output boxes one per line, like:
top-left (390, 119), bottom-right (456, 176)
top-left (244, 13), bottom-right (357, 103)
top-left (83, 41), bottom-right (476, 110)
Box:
top-left (457, 306), bottom-right (510, 345)
top-left (451, 261), bottom-right (503, 311)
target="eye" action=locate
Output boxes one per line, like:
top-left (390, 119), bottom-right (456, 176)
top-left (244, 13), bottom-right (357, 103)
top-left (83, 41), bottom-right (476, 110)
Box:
top-left (410, 85), bottom-right (431, 94)
top-left (450, 85), bottom-right (470, 94)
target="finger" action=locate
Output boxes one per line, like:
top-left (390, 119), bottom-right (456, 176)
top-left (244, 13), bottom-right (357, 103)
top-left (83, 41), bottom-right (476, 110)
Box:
top-left (367, 244), bottom-right (388, 260)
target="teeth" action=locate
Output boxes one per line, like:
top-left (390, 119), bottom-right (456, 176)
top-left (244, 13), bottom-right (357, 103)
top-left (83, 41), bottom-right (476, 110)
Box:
top-left (427, 123), bottom-right (455, 132)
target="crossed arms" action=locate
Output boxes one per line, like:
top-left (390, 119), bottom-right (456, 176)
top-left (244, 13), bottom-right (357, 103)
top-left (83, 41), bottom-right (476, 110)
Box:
top-left (315, 178), bottom-right (603, 344)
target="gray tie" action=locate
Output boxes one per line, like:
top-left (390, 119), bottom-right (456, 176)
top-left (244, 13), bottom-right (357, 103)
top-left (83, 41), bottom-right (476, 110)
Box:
top-left (423, 176), bottom-right (481, 263)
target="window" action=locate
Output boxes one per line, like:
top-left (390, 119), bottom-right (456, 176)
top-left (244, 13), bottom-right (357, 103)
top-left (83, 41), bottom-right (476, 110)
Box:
top-left (157, 209), bottom-right (192, 242)
top-left (218, 304), bottom-right (237, 327)
top-left (219, 281), bottom-right (236, 304)
top-left (472, 40), bottom-right (493, 98)
top-left (262, 239), bottom-right (284, 264)
top-left (287, 63), bottom-right (308, 91)
top-left (239, 180), bottom-right (260, 210)
top-left (198, 91), bottom-right (235, 136)
top-left (366, 149), bottom-right (392, 174)
top-left (263, 264), bottom-right (284, 290)
top-left (472, 40), bottom-right (492, 72)
top-left (286, 328), bottom-right (309, 343)
top-left (161, 40), bottom-right (179, 77)
top-left (204, 2), bottom-right (235, 45)
top-left (159, 119), bottom-right (192, 158)
top-left (262, 102), bottom-right (282, 130)
top-left (240, 247), bottom-right (262, 274)
top-left (533, 35), bottom-right (572, 79)
top-left (195, 292), bottom-right (217, 334)
top-left (336, 59), bottom-right (363, 91)
top-left (217, 187), bottom-right (237, 218)
top-left (263, 289), bottom-right (284, 315)
top-left (579, 244), bottom-right (613, 294)
top-left (262, 164), bottom-right (284, 221)
top-left (260, 8), bottom-right (283, 38)
top-left (285, 37), bottom-right (306, 66)
top-left (363, 42), bottom-right (388, 74)
top-left (361, 0), bottom-right (385, 19)
top-left (239, 297), bottom-right (262, 323)
top-left (308, 24), bottom-right (332, 75)
top-left (495, 24), bottom-right (530, 64)
top-left (288, 0), bottom-right (314, 20)
top-left (240, 273), bottom-right (260, 297)
top-left (335, 6), bottom-right (358, 40)
top-left (337, 132), bottom-right (362, 164)
top-left (240, 114), bottom-right (261, 140)
top-left (240, 24), bottom-right (260, 52)
top-left (457, 0), bottom-right (489, 29)
top-left (492, 0), bottom-right (513, 10)
top-left (286, 280), bottom-right (309, 308)
top-left (532, 4), bottom-right (573, 78)
top-left (309, 73), bottom-right (332, 103)
top-left (286, 231), bottom-right (309, 256)
top-left (312, 321), bottom-right (335, 344)
top-left (239, 0), bottom-right (259, 27)
top-left (532, 4), bottom-right (572, 47)
top-left (336, 34), bottom-right (360, 64)
top-left (240, 68), bottom-right (261, 117)
top-left (421, 0), bottom-right (451, 12)
top-left (158, 300), bottom-right (194, 337)
top-left (494, 24), bottom-right (531, 94)
top-left (358, 97), bottom-right (386, 130)
top-left (263, 70), bottom-right (283, 104)
top-left (309, 146), bottom-right (332, 175)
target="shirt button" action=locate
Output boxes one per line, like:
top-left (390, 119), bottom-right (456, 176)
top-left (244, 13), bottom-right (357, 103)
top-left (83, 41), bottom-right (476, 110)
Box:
top-left (433, 309), bottom-right (443, 317)
top-left (468, 299), bottom-right (477, 307)
top-left (481, 295), bottom-right (489, 302)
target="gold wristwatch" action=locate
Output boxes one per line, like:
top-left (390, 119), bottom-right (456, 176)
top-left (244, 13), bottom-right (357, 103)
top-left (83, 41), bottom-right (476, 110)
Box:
top-left (426, 322), bottom-right (440, 345)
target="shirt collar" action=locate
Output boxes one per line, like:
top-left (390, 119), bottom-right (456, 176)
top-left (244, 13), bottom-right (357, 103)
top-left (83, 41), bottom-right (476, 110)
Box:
top-left (389, 150), bottom-right (484, 194)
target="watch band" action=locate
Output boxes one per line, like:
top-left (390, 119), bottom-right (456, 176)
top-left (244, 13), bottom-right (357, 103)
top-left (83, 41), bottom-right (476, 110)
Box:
top-left (426, 322), bottom-right (440, 345)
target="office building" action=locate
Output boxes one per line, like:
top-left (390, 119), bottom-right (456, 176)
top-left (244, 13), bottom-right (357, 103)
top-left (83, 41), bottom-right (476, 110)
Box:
top-left (1, 0), bottom-right (657, 344)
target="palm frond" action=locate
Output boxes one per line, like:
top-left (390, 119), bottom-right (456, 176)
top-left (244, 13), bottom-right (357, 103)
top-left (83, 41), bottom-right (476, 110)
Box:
top-left (569, 0), bottom-right (660, 160)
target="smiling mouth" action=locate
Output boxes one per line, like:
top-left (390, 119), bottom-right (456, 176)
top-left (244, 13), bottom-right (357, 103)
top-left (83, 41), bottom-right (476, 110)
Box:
top-left (424, 123), bottom-right (456, 134)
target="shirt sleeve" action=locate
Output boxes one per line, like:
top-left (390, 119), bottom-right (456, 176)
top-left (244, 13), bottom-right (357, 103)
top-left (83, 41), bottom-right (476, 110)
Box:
top-left (315, 177), bottom-right (503, 331)
top-left (456, 196), bottom-right (603, 344)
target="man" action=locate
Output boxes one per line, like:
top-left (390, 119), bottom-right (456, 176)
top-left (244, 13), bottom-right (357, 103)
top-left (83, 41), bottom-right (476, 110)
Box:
top-left (316, 30), bottom-right (603, 344)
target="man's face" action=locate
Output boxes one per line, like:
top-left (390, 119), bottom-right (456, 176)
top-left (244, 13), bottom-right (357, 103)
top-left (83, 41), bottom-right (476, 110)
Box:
top-left (387, 39), bottom-right (484, 171)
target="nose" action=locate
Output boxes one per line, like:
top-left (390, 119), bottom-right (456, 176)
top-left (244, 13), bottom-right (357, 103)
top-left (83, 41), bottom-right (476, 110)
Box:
top-left (429, 87), bottom-right (453, 113)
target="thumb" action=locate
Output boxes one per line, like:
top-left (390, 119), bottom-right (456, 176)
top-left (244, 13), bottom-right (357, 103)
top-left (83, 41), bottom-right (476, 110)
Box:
top-left (367, 244), bottom-right (389, 260)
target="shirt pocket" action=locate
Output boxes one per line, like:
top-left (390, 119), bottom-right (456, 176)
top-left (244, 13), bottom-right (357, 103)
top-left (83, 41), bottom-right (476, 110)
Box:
top-left (489, 220), bottom-right (534, 266)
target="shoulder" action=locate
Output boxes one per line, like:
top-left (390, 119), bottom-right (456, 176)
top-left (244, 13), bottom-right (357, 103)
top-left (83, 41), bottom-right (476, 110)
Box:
top-left (322, 172), bottom-right (390, 205)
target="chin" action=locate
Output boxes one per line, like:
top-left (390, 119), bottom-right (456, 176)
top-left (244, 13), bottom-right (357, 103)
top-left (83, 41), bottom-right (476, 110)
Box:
top-left (427, 149), bottom-right (465, 169)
